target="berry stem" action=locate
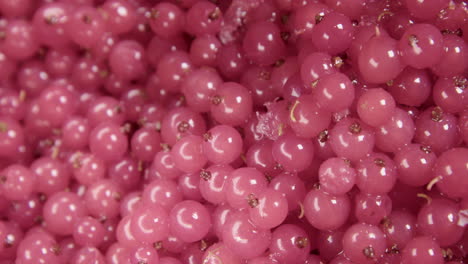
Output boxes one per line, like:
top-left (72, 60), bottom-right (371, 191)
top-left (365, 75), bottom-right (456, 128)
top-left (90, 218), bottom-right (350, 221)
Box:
top-left (289, 100), bottom-right (300, 122)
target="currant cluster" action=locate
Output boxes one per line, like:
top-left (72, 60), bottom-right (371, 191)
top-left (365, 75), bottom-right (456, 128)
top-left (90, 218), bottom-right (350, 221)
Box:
top-left (0, 0), bottom-right (467, 263)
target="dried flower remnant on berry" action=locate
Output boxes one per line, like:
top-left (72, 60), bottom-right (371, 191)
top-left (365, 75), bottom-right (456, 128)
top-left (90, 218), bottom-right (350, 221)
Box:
top-left (199, 239), bottom-right (208, 251)
top-left (258, 70), bottom-right (271, 80)
top-left (332, 56), bottom-right (344, 68)
top-left (453, 75), bottom-right (467, 89)
top-left (44, 16), bottom-right (59, 25)
top-left (273, 58), bottom-right (285, 67)
top-left (349, 122), bottom-right (362, 134)
top-left (203, 132), bottom-right (212, 142)
top-left (363, 246), bottom-right (375, 259)
top-left (431, 106), bottom-right (444, 122)
top-left (208, 8), bottom-right (221, 21)
top-left (294, 237), bottom-right (308, 248)
top-left (420, 145), bottom-right (432, 153)
top-left (408, 34), bottom-right (419, 46)
top-left (388, 244), bottom-right (400, 254)
top-left (442, 248), bottom-right (454, 261)
top-left (374, 158), bottom-right (385, 167)
top-left (153, 241), bottom-right (162, 250)
top-left (318, 130), bottom-right (329, 143)
top-left (177, 121), bottom-right (190, 133)
top-left (200, 170), bottom-right (211, 181)
top-left (211, 95), bottom-right (222, 105)
top-left (315, 14), bottom-right (324, 24)
top-left (247, 193), bottom-right (259, 208)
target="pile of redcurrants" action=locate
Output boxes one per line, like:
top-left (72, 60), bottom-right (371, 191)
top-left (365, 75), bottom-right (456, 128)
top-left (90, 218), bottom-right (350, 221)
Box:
top-left (0, 0), bottom-right (466, 263)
